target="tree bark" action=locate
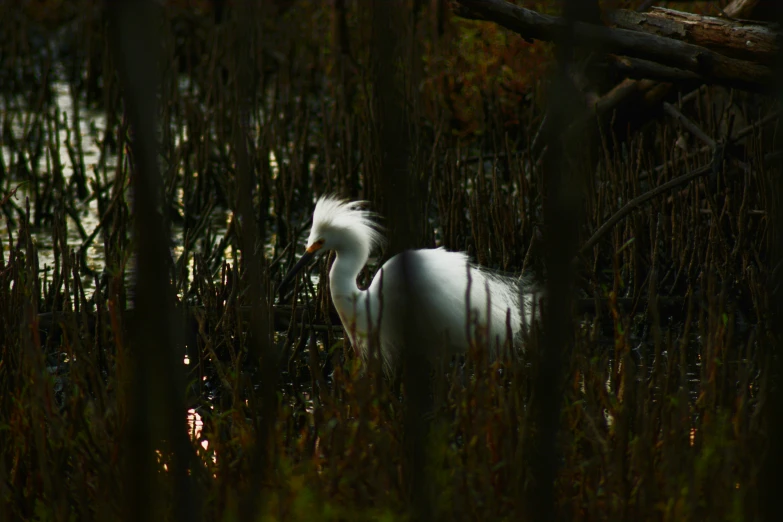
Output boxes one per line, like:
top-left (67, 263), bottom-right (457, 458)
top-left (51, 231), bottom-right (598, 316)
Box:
top-left (605, 7), bottom-right (778, 64)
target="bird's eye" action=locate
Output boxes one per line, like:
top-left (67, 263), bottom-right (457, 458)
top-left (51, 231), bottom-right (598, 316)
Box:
top-left (306, 238), bottom-right (326, 254)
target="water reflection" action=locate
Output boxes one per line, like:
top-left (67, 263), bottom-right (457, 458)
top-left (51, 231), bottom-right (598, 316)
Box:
top-left (188, 408), bottom-right (208, 451)
top-left (1, 79), bottom-right (112, 279)
top-left (1, 79), bottom-right (236, 294)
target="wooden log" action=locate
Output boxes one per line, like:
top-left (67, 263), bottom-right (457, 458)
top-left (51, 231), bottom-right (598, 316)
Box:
top-left (605, 7), bottom-right (779, 64)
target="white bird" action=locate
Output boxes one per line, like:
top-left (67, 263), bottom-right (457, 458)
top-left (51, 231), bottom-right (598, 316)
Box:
top-left (278, 195), bottom-right (539, 373)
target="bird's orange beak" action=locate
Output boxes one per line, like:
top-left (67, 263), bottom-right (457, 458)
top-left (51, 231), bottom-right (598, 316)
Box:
top-left (305, 241), bottom-right (324, 254)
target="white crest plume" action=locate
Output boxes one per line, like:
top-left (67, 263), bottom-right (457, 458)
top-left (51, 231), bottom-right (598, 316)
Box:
top-left (310, 194), bottom-right (385, 258)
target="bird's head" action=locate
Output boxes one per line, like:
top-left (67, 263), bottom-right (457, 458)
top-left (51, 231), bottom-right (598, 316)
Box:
top-left (278, 194), bottom-right (384, 296)
top-left (305, 194), bottom-right (383, 256)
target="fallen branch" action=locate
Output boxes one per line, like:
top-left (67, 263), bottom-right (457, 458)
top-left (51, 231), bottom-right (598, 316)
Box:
top-left (579, 162), bottom-right (713, 258)
top-left (605, 7), bottom-right (779, 64)
top-left (607, 55), bottom-right (703, 84)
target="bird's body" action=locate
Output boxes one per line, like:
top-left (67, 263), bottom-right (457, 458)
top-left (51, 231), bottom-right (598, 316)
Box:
top-left (280, 195), bottom-right (539, 372)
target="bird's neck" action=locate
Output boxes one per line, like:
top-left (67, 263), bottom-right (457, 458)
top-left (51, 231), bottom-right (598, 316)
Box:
top-left (329, 249), bottom-right (370, 334)
top-left (328, 249), bottom-right (366, 300)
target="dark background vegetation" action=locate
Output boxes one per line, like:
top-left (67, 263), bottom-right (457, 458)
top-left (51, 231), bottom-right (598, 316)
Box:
top-left (0, 0), bottom-right (781, 520)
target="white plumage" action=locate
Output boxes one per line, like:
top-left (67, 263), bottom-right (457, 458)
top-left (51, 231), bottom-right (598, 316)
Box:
top-left (280, 194), bottom-right (539, 372)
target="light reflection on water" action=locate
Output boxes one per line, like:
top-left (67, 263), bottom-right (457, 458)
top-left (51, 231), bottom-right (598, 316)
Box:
top-left (185, 356), bottom-right (213, 465)
top-left (2, 80), bottom-right (114, 279)
top-left (156, 408), bottom-right (209, 473)
top-left (2, 78), bottom-right (320, 298)
top-left (0, 79), bottom-right (242, 294)
top-left (188, 408), bottom-right (208, 451)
